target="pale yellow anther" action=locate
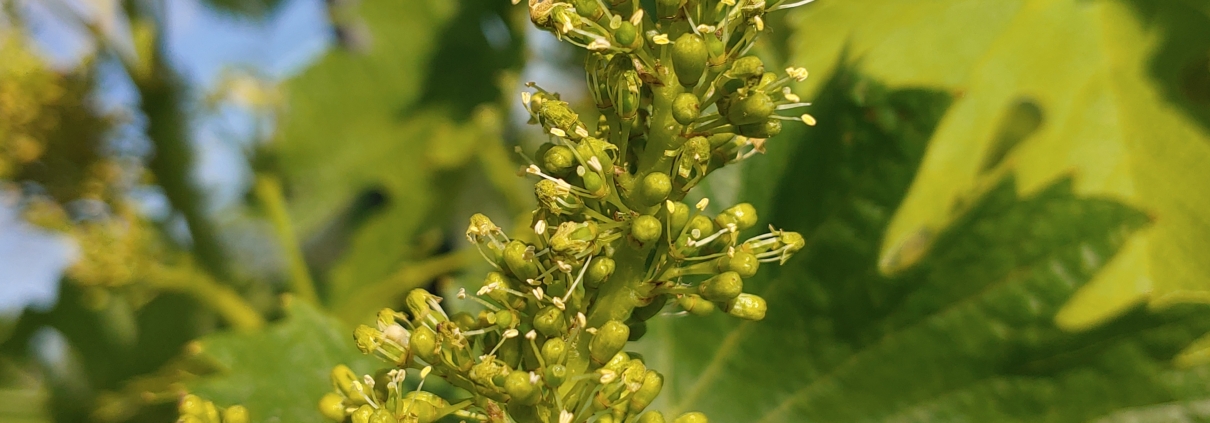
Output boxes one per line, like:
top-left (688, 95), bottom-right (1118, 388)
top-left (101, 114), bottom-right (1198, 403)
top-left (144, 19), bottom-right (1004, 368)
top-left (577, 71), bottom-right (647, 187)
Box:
top-left (552, 297), bottom-right (566, 310)
top-left (599, 369), bottom-right (618, 384)
top-left (696, 24), bottom-right (717, 33)
top-left (754, 16), bottom-right (764, 31)
top-left (587, 156), bottom-right (603, 172)
top-left (630, 10), bottom-right (644, 26)
top-left (696, 198), bottom-right (710, 211)
top-left (653, 34), bottom-right (671, 45)
top-left (521, 91), bottom-right (532, 106)
top-left (550, 127), bottom-right (568, 137)
top-left (801, 114), bottom-right (817, 126)
top-left (560, 410), bottom-right (574, 423)
top-left (526, 330), bottom-right (538, 340)
top-left (420, 366), bottom-right (432, 379)
top-left (786, 67), bottom-right (809, 82)
top-left (587, 39), bottom-right (612, 51)
top-left (665, 200), bottom-right (676, 213)
top-left (457, 288), bottom-right (467, 299)
top-left (533, 287), bottom-right (545, 300)
top-left (575, 126), bottom-right (590, 138)
top-left (503, 328), bottom-right (520, 338)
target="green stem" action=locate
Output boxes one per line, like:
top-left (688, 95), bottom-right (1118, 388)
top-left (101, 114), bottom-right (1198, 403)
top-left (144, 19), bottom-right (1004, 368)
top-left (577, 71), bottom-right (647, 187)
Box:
top-left (143, 263), bottom-right (264, 331)
top-left (253, 173), bottom-right (319, 304)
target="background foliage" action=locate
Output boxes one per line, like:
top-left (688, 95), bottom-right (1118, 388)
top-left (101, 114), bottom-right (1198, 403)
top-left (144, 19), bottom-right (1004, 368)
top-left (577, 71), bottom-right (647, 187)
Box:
top-left (1, 0), bottom-right (1209, 422)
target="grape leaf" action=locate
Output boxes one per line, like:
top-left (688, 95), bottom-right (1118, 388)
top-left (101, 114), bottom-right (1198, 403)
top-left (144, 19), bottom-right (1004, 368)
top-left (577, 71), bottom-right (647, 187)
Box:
top-left (186, 299), bottom-right (377, 423)
top-left (273, 0), bottom-right (521, 319)
top-left (787, 0), bottom-right (1210, 331)
top-left (636, 70), bottom-right (1210, 422)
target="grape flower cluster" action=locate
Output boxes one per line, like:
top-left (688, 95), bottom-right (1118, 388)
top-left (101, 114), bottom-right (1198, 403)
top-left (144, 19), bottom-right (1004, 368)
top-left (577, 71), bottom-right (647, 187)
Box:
top-left (321, 0), bottom-right (814, 421)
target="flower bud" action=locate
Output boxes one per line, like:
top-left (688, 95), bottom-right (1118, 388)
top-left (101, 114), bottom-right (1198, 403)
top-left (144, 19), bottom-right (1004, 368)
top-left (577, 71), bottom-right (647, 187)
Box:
top-left (541, 337), bottom-right (567, 365)
top-left (586, 257), bottom-right (616, 288)
top-left (406, 288), bottom-right (445, 324)
top-left (331, 365), bottom-right (358, 398)
top-left (705, 32), bottom-right (726, 67)
top-left (675, 411), bottom-right (709, 423)
top-left (504, 370), bottom-right (541, 405)
top-left (716, 251), bottom-right (759, 277)
top-left (545, 364), bottom-right (568, 387)
top-left (534, 305), bottom-right (568, 337)
top-left (401, 391), bottom-right (447, 423)
top-left (631, 215), bottom-right (663, 245)
top-left (350, 405), bottom-right (373, 423)
top-left (672, 33), bottom-right (708, 88)
top-left (729, 56), bottom-right (765, 80)
top-left (737, 118), bottom-right (782, 138)
top-left (222, 405), bottom-right (249, 423)
top-left (179, 394), bottom-right (206, 416)
top-left (504, 240), bottom-right (540, 280)
top-left (496, 309), bottom-right (516, 328)
top-left (664, 201), bottom-right (690, 238)
top-left (615, 21), bottom-right (642, 50)
top-left (629, 370), bottom-right (664, 413)
top-left (451, 311), bottom-right (477, 331)
top-left (590, 320), bottom-right (631, 364)
top-left (637, 172), bottom-right (672, 207)
top-left (639, 411), bottom-right (667, 423)
top-left (353, 325), bottom-right (382, 354)
top-left (542, 145), bottom-right (576, 176)
top-left (685, 215), bottom-right (716, 239)
top-left (672, 92), bottom-right (700, 126)
top-left (482, 272), bottom-right (511, 304)
top-left (677, 294), bottom-right (715, 316)
top-left (723, 293), bottom-right (767, 321)
top-left (726, 91), bottom-right (775, 126)
top-left (699, 271), bottom-right (743, 302)
top-left (716, 203), bottom-right (758, 231)
top-left (570, 0), bottom-right (604, 21)
top-left (603, 350), bottom-right (631, 372)
top-left (319, 393), bottom-right (346, 421)
top-left (410, 325), bottom-right (439, 362)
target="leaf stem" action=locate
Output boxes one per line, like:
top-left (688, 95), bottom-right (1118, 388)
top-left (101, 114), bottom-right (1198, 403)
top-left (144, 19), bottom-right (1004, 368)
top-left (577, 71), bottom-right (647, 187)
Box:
top-left (253, 173), bottom-right (319, 304)
top-left (142, 263), bottom-right (265, 331)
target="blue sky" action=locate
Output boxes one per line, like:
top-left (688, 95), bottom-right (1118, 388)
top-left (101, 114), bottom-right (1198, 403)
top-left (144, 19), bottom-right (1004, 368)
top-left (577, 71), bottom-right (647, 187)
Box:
top-left (0, 0), bottom-right (331, 314)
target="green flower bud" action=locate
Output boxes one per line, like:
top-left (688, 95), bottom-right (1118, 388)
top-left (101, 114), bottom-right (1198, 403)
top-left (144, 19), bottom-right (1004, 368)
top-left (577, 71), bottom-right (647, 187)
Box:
top-left (675, 411), bottom-right (709, 423)
top-left (482, 272), bottom-right (512, 305)
top-left (639, 411), bottom-right (667, 423)
top-left (580, 168), bottom-right (608, 197)
top-left (350, 405), bottom-right (373, 423)
top-left (726, 91), bottom-right (775, 126)
top-left (599, 414), bottom-right (617, 423)
top-left (707, 133), bottom-right (736, 148)
top-left (401, 391), bottom-right (447, 423)
top-left (705, 32), bottom-right (726, 66)
top-left (672, 92), bottom-right (700, 126)
top-left (222, 405), bottom-right (249, 423)
top-left (615, 21), bottom-right (642, 50)
top-left (629, 370), bottom-right (664, 413)
top-left (638, 172), bottom-right (672, 207)
top-left (677, 294), bottom-right (715, 316)
top-left (410, 325), bottom-right (439, 362)
top-left (570, 0), bottom-right (603, 21)
top-left (353, 324), bottom-right (382, 354)
top-left (590, 320), bottom-right (631, 364)
top-left (542, 145), bottom-right (576, 176)
top-left (729, 56), bottom-right (765, 80)
top-left (534, 305), bottom-right (568, 337)
top-left (737, 118), bottom-right (782, 138)
top-left (699, 271), bottom-right (743, 302)
top-left (664, 201), bottom-right (690, 238)
top-left (179, 394), bottom-right (206, 416)
top-left (331, 365), bottom-right (358, 398)
top-left (451, 311), bottom-right (477, 331)
top-left (724, 293), bottom-right (767, 321)
top-left (542, 337), bottom-right (567, 364)
top-left (631, 215), bottom-right (663, 245)
top-left (406, 288), bottom-right (445, 324)
top-left (504, 240), bottom-right (539, 280)
top-left (319, 393), bottom-right (347, 421)
top-left (545, 364), bottom-right (568, 387)
top-left (656, 0), bottom-right (684, 19)
top-left (504, 370), bottom-right (541, 405)
top-left (686, 215), bottom-right (716, 239)
top-left (179, 416), bottom-right (204, 423)
top-left (603, 350), bottom-right (631, 373)
top-left (716, 251), bottom-right (759, 278)
top-left (716, 203), bottom-right (758, 231)
top-left (672, 33), bottom-right (708, 88)
top-left (586, 257), bottom-right (616, 288)
top-left (495, 309), bottom-right (516, 329)
top-left (551, 220), bottom-right (600, 256)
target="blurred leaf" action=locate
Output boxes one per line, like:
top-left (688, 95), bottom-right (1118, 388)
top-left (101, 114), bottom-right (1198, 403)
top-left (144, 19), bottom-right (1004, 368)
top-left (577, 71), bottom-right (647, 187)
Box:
top-left (642, 70), bottom-right (1210, 422)
top-left (790, 0), bottom-right (1210, 330)
top-left (186, 299), bottom-right (377, 423)
top-left (274, 0), bottom-right (520, 318)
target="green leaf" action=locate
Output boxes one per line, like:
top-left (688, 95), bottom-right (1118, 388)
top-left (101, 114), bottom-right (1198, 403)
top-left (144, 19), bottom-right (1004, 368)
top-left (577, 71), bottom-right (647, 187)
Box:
top-left (273, 0), bottom-right (520, 318)
top-left (637, 70), bottom-right (1210, 422)
top-left (788, 0), bottom-right (1210, 330)
top-left (186, 299), bottom-right (377, 423)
